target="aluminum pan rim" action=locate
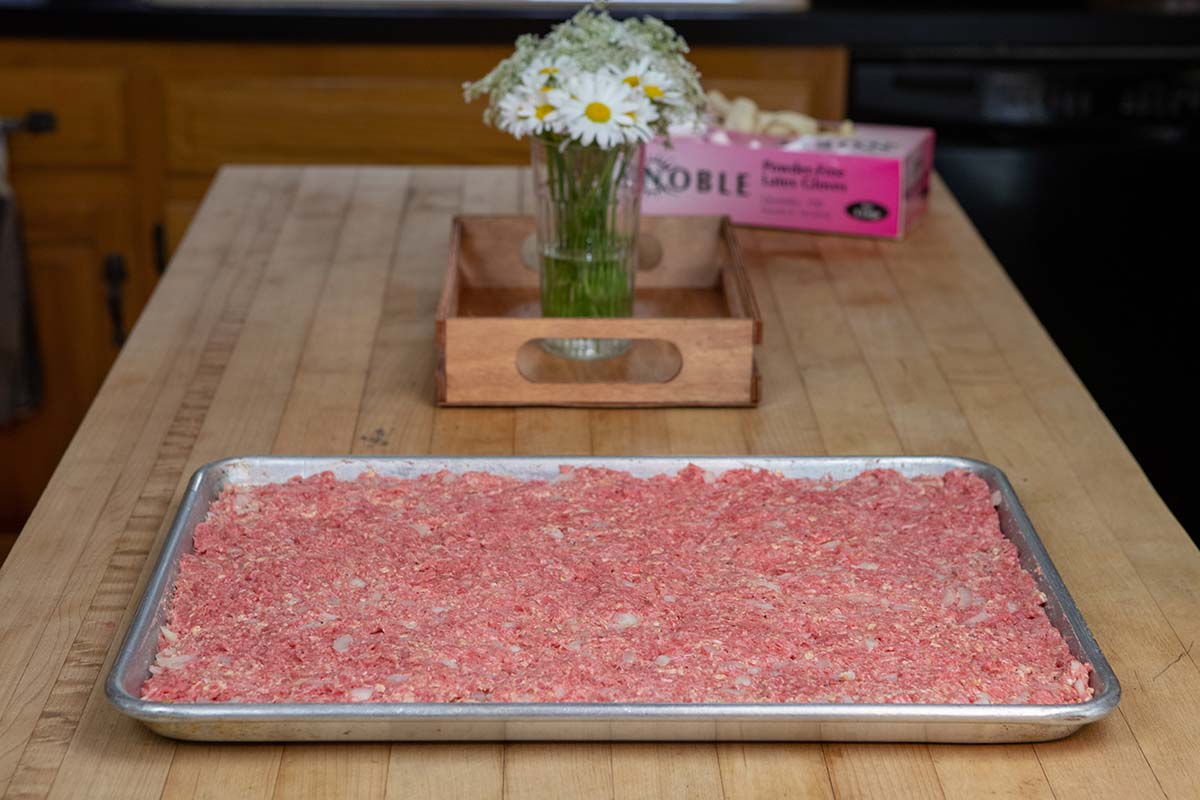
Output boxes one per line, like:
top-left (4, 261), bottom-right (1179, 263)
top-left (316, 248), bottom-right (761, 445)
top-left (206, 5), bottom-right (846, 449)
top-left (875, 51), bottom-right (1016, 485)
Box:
top-left (106, 455), bottom-right (1120, 736)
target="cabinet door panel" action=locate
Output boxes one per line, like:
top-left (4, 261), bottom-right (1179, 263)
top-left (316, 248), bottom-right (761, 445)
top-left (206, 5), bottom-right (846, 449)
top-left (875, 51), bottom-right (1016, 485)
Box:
top-left (0, 173), bottom-right (132, 531)
top-left (28, 242), bottom-right (120, 416)
top-left (166, 75), bottom-right (526, 171)
top-left (0, 67), bottom-right (128, 167)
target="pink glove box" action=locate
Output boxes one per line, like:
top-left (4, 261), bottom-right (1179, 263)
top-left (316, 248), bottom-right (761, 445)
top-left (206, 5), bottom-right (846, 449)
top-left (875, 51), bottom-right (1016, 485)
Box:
top-left (643, 125), bottom-right (935, 239)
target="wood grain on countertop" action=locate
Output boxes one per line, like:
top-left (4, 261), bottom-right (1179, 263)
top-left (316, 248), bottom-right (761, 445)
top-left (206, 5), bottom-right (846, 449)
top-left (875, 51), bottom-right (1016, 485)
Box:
top-left (0, 165), bottom-right (1196, 800)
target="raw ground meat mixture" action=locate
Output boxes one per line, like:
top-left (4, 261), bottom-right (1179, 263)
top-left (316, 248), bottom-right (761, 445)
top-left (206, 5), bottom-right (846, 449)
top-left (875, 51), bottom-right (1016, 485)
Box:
top-left (141, 466), bottom-right (1093, 705)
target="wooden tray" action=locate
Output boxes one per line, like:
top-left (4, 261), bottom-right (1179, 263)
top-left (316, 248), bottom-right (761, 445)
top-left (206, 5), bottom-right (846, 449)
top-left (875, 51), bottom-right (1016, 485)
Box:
top-left (436, 216), bottom-right (762, 407)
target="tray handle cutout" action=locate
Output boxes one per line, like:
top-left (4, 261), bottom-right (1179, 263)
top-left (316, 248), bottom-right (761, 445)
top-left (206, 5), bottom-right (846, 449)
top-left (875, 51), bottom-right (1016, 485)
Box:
top-left (516, 339), bottom-right (683, 385)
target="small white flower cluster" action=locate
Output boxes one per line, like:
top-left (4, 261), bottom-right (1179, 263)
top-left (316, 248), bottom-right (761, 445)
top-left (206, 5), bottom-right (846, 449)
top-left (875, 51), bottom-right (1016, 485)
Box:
top-left (495, 56), bottom-right (682, 148)
top-left (465, 6), bottom-right (705, 150)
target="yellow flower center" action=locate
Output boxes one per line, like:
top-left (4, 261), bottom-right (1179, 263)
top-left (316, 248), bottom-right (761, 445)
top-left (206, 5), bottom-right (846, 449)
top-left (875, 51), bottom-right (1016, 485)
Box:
top-left (585, 102), bottom-right (612, 123)
top-left (535, 104), bottom-right (554, 121)
top-left (623, 75), bottom-right (640, 87)
top-left (539, 66), bottom-right (559, 75)
top-left (539, 85), bottom-right (552, 92)
top-left (644, 84), bottom-right (665, 99)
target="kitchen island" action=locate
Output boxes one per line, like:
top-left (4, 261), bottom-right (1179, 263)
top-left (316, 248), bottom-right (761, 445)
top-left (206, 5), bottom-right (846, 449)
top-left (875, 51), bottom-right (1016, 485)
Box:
top-left (0, 165), bottom-right (1196, 798)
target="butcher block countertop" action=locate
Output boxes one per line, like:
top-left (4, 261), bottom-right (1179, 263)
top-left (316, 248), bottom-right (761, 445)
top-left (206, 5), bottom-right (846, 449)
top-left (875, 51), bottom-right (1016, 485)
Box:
top-left (0, 165), bottom-right (1197, 799)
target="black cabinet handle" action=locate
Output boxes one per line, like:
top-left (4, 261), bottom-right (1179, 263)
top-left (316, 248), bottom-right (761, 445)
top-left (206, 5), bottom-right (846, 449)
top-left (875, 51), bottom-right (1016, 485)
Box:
top-left (102, 254), bottom-right (128, 347)
top-left (0, 109), bottom-right (56, 134)
top-left (153, 223), bottom-right (168, 275)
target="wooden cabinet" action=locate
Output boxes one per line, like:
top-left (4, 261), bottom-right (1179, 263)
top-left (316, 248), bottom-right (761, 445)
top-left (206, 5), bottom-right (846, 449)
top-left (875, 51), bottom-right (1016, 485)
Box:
top-left (156, 43), bottom-right (845, 262)
top-left (0, 38), bottom-right (848, 540)
top-left (152, 43), bottom-right (845, 260)
top-left (0, 171), bottom-right (139, 532)
top-left (160, 45), bottom-right (848, 176)
top-left (165, 74), bottom-right (525, 170)
top-left (0, 65), bottom-right (146, 535)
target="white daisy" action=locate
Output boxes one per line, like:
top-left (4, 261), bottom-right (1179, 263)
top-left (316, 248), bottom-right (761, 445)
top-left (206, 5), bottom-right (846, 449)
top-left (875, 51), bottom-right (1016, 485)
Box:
top-left (550, 73), bottom-right (644, 149)
top-left (521, 55), bottom-right (576, 93)
top-left (496, 88), bottom-right (562, 139)
top-left (624, 89), bottom-right (659, 142)
top-left (463, 8), bottom-right (708, 145)
top-left (610, 57), bottom-right (682, 106)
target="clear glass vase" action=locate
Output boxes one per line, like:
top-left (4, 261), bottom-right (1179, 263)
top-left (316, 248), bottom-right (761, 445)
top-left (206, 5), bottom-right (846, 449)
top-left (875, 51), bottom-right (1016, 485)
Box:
top-left (531, 137), bottom-right (645, 361)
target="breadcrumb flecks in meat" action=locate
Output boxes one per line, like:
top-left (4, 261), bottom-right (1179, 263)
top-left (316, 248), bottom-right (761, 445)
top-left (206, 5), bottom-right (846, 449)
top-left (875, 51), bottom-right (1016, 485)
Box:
top-left (141, 467), bottom-right (1092, 705)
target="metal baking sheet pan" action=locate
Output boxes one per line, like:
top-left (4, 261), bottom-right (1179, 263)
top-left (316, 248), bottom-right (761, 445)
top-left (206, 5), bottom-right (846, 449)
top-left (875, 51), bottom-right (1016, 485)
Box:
top-left (107, 456), bottom-right (1119, 743)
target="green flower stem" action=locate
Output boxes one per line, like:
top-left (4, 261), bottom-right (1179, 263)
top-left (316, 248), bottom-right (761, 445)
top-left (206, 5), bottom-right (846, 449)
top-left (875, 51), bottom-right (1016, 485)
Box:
top-left (538, 138), bottom-right (638, 320)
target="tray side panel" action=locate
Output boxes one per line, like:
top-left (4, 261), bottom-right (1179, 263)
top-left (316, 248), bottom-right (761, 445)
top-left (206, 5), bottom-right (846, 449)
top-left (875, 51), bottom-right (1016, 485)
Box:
top-left (141, 717), bottom-right (1085, 744)
top-left (719, 219), bottom-right (764, 343)
top-left (442, 319), bottom-right (756, 406)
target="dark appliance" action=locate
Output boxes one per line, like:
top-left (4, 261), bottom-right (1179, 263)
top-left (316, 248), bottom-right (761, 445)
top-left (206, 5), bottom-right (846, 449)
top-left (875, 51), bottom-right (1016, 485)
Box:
top-left (852, 51), bottom-right (1200, 540)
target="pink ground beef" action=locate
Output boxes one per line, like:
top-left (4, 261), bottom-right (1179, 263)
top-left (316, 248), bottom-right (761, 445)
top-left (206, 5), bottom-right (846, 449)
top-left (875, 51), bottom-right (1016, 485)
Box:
top-left (141, 466), bottom-right (1092, 705)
